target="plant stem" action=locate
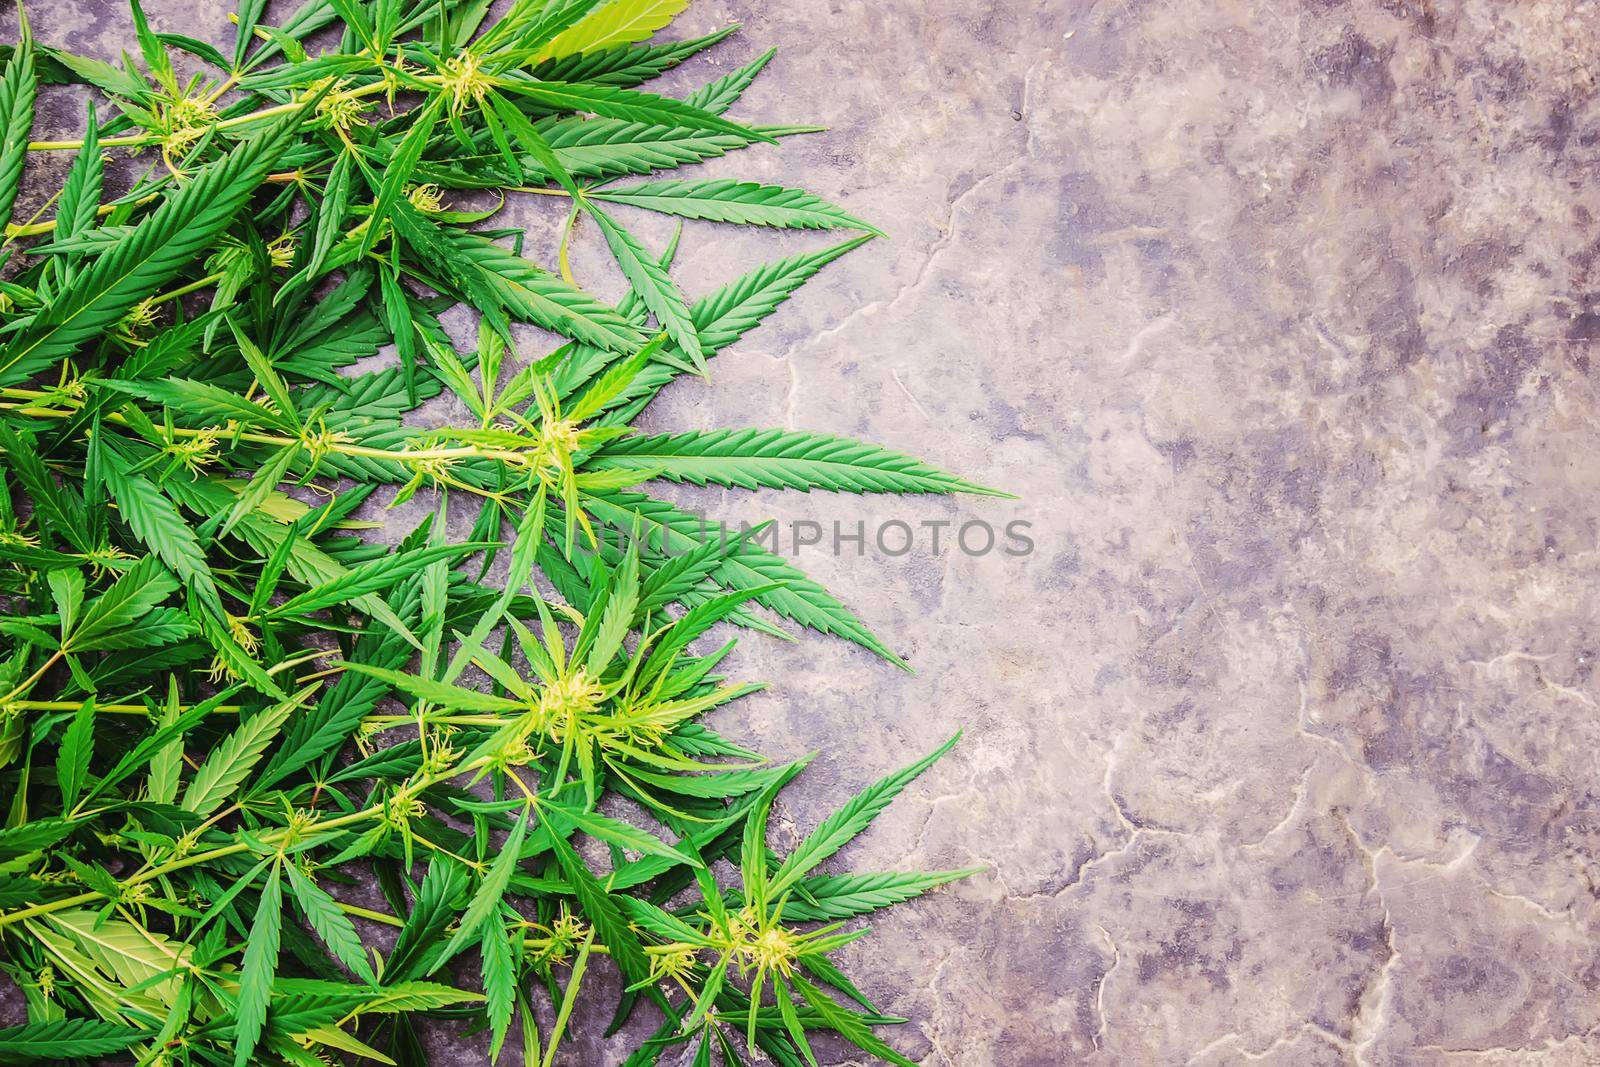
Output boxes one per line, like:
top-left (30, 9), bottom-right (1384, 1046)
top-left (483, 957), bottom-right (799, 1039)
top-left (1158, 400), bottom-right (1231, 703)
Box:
top-left (25, 83), bottom-right (391, 152)
top-left (0, 390), bottom-right (532, 466)
top-left (150, 272), bottom-right (225, 306)
top-left (339, 901), bottom-right (403, 927)
top-left (15, 700), bottom-right (243, 715)
top-left (0, 650), bottom-right (63, 705)
top-left (0, 754), bottom-right (501, 930)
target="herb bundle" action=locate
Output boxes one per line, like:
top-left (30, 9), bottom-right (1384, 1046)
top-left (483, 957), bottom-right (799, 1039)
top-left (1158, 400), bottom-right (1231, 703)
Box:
top-left (0, 1), bottom-right (994, 1063)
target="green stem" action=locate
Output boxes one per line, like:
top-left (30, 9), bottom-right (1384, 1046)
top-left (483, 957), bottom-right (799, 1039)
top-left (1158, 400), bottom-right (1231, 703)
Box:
top-left (14, 700), bottom-right (243, 715)
top-left (0, 754), bottom-right (500, 930)
top-left (25, 84), bottom-right (391, 152)
top-left (150, 272), bottom-right (224, 307)
top-left (0, 392), bottom-right (529, 466)
top-left (0, 650), bottom-right (63, 706)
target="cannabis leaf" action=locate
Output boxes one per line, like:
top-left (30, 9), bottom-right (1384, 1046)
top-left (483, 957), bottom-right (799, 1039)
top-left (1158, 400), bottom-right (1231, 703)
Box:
top-left (0, 2), bottom-right (992, 1063)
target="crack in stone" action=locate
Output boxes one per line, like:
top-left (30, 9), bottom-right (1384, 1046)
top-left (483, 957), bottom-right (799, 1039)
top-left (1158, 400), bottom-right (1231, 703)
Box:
top-left (1340, 812), bottom-right (1400, 1065)
top-left (1188, 1022), bottom-right (1357, 1064)
top-left (782, 353), bottom-right (800, 430)
top-left (890, 368), bottom-right (932, 419)
top-left (1115, 312), bottom-right (1178, 369)
top-left (1465, 649), bottom-right (1597, 707)
top-left (917, 954), bottom-right (958, 1065)
top-left (1414, 1025), bottom-right (1600, 1058)
top-left (775, 60), bottom-right (1043, 369)
top-left (1241, 760), bottom-right (1315, 849)
top-left (1484, 884), bottom-right (1579, 927)
top-left (1090, 922), bottom-right (1118, 1051)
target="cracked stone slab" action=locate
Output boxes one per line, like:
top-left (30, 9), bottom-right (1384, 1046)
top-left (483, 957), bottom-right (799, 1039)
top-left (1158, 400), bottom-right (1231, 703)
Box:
top-left (12, 0), bottom-right (1600, 1064)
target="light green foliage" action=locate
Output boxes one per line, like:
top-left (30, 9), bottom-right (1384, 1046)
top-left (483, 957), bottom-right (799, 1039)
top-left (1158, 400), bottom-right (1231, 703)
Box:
top-left (0, 1), bottom-right (991, 1063)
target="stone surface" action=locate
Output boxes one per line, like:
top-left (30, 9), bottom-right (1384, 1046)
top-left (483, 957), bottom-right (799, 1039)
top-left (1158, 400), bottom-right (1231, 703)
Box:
top-left (20, 0), bottom-right (1600, 1063)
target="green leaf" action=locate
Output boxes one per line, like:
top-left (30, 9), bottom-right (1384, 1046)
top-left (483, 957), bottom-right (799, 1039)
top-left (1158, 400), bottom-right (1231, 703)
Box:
top-left (0, 22), bottom-right (35, 235)
top-left (386, 857), bottom-right (468, 983)
top-left (789, 973), bottom-right (916, 1067)
top-left (588, 204), bottom-right (703, 372)
top-left (54, 102), bottom-right (101, 242)
top-left (518, 116), bottom-right (774, 184)
top-left (269, 541), bottom-right (495, 618)
top-left (776, 979), bottom-right (819, 1067)
top-left (481, 916), bottom-right (515, 1062)
top-left (339, 662), bottom-right (523, 713)
top-left (0, 1019), bottom-right (144, 1062)
top-left (57, 698), bottom-right (95, 809)
top-left (683, 47), bottom-right (774, 115)
top-left (0, 818), bottom-right (78, 860)
top-left (308, 149), bottom-right (352, 279)
top-left (218, 444), bottom-right (302, 540)
top-left (540, 927), bottom-right (593, 1067)
top-left (546, 800), bottom-right (696, 866)
top-left (532, 0), bottom-right (688, 61)
top-left (589, 428), bottom-right (1000, 494)
top-left (531, 26), bottom-right (736, 89)
top-left (0, 104), bottom-right (303, 385)
top-left (583, 490), bottom-right (904, 665)
top-left (100, 456), bottom-right (213, 598)
top-left (128, 0), bottom-right (175, 92)
top-left (489, 91), bottom-right (583, 199)
top-left (181, 685), bottom-right (316, 815)
top-left (773, 870), bottom-right (980, 921)
top-left (364, 94), bottom-right (442, 255)
top-left (740, 774), bottom-right (777, 910)
top-left (429, 227), bottom-right (644, 352)
top-left (544, 817), bottom-right (651, 988)
top-left (48, 567), bottom-right (84, 636)
top-left (71, 555), bottom-right (181, 651)
top-left (231, 321), bottom-right (300, 430)
top-left (285, 861), bottom-right (377, 984)
top-left (147, 679), bottom-right (183, 805)
top-left (601, 236), bottom-right (873, 421)
top-left (770, 734), bottom-right (959, 895)
top-left (34, 908), bottom-right (189, 1013)
top-left (428, 807), bottom-right (531, 972)
top-left (98, 377), bottom-right (297, 434)
top-left (504, 80), bottom-right (773, 144)
top-left (234, 862), bottom-right (284, 1067)
top-left (591, 180), bottom-right (879, 234)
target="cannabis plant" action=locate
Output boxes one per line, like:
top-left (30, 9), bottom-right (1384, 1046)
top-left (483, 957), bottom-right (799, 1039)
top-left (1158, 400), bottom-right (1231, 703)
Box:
top-left (0, 1), bottom-right (991, 1063)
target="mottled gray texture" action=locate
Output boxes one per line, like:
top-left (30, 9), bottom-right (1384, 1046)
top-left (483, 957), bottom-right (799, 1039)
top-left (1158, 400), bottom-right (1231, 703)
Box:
top-left (20, 0), bottom-right (1600, 1063)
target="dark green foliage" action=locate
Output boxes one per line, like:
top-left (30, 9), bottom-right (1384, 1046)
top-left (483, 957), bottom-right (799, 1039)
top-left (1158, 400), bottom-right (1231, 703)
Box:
top-left (0, 0), bottom-right (989, 1062)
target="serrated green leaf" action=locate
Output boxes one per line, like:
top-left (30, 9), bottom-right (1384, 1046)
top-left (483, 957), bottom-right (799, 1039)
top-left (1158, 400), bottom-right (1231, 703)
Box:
top-left (0, 1018), bottom-right (144, 1062)
top-left (770, 734), bottom-right (959, 895)
top-left (101, 455), bottom-right (213, 599)
top-left (181, 685), bottom-right (315, 815)
top-left (427, 225), bottom-right (644, 352)
top-left (0, 23), bottom-right (35, 235)
top-left (57, 698), bottom-right (94, 809)
top-left (481, 916), bottom-right (515, 1062)
top-left (589, 204), bottom-right (703, 372)
top-left (0, 104), bottom-right (302, 385)
top-left (428, 807), bottom-right (530, 972)
top-left (70, 555), bottom-right (180, 651)
top-left (532, 0), bottom-right (687, 62)
top-left (591, 180), bottom-right (879, 233)
top-left (504, 80), bottom-right (772, 144)
top-left (285, 861), bottom-right (377, 984)
top-left (234, 863), bottom-right (284, 1067)
top-left (589, 428), bottom-right (1000, 494)
top-left (268, 541), bottom-right (494, 619)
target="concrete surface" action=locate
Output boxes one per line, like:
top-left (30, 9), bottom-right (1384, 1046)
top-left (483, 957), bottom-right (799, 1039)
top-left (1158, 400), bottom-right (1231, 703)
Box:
top-left (21, 0), bottom-right (1600, 1063)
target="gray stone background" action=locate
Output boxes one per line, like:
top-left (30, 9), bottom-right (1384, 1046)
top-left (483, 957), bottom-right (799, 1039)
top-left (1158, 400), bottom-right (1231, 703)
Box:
top-left (21, 0), bottom-right (1600, 1063)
